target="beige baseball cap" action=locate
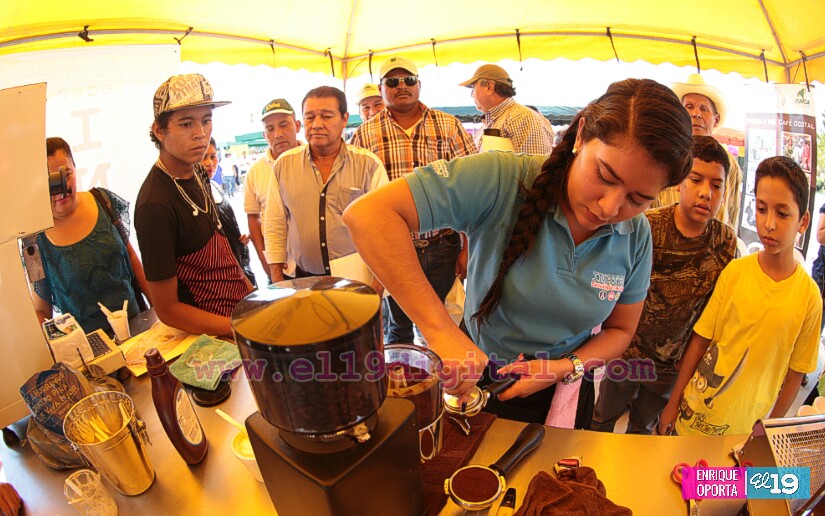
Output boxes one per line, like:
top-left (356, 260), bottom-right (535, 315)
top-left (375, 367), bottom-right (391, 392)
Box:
top-left (356, 84), bottom-right (381, 105)
top-left (459, 64), bottom-right (513, 88)
top-left (379, 56), bottom-right (418, 79)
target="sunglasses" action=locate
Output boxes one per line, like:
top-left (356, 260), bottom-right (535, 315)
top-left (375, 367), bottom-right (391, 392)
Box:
top-left (382, 75), bottom-right (419, 88)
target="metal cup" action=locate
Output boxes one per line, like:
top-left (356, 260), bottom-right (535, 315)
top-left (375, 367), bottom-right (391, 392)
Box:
top-left (385, 344), bottom-right (444, 461)
top-left (63, 391), bottom-right (154, 495)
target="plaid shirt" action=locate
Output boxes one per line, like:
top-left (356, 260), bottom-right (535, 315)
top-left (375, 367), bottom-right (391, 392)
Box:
top-left (476, 97), bottom-right (555, 154)
top-left (350, 102), bottom-right (476, 181)
top-left (653, 149), bottom-right (743, 231)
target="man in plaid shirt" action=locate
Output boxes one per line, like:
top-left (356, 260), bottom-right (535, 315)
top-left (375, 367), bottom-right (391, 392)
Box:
top-left (350, 56), bottom-right (476, 343)
top-left (460, 64), bottom-right (554, 154)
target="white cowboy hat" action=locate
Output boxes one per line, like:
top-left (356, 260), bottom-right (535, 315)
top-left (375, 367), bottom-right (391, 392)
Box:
top-left (671, 73), bottom-right (727, 128)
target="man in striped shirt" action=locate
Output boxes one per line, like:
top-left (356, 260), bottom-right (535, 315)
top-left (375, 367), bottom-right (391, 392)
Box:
top-left (136, 74), bottom-right (252, 337)
top-left (263, 86), bottom-right (388, 281)
top-left (350, 56), bottom-right (476, 343)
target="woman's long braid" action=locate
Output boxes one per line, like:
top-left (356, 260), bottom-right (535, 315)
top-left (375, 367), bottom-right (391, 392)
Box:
top-left (470, 78), bottom-right (693, 332)
top-left (472, 118), bottom-right (581, 329)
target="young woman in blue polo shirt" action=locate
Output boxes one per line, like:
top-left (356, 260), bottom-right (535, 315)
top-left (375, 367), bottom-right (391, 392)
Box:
top-left (344, 78), bottom-right (693, 425)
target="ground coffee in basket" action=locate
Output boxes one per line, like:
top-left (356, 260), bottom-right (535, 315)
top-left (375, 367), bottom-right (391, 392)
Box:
top-left (450, 465), bottom-right (500, 503)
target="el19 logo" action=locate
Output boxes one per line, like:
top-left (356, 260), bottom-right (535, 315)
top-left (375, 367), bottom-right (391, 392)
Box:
top-left (746, 467), bottom-right (810, 499)
top-left (749, 472), bottom-right (798, 494)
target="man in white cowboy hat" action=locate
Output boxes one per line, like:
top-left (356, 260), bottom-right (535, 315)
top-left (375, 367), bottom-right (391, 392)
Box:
top-left (459, 64), bottom-right (554, 154)
top-left (136, 73), bottom-right (253, 337)
top-left (244, 98), bottom-right (302, 280)
top-left (656, 73), bottom-right (743, 230)
top-left (354, 83), bottom-right (385, 123)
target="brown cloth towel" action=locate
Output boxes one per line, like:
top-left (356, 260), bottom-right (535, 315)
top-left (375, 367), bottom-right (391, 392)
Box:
top-left (514, 467), bottom-right (632, 516)
top-left (422, 412), bottom-right (497, 516)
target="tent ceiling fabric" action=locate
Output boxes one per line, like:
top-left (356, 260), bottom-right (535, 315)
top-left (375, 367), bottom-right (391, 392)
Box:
top-left (3, 0), bottom-right (825, 83)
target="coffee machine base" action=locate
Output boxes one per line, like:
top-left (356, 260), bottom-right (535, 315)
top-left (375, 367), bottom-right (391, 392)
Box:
top-left (247, 397), bottom-right (424, 516)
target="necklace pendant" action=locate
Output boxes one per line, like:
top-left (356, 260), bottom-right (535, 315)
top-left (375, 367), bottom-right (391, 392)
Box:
top-left (217, 221), bottom-right (222, 230)
top-left (193, 209), bottom-right (198, 216)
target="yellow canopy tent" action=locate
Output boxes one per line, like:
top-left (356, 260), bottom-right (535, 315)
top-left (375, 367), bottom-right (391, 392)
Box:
top-left (3, 0), bottom-right (824, 82)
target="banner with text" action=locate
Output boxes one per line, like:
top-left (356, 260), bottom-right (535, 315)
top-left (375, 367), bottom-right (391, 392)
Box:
top-left (0, 45), bottom-right (181, 226)
top-left (742, 84), bottom-right (817, 257)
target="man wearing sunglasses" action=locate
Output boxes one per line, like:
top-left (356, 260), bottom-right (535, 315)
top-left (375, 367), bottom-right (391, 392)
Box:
top-left (350, 56), bottom-right (476, 344)
top-left (460, 64), bottom-right (554, 154)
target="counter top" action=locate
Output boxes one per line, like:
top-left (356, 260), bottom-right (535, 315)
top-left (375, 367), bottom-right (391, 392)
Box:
top-left (0, 366), bottom-right (748, 516)
top-left (1, 311), bottom-right (275, 515)
top-left (1, 368), bottom-right (274, 515)
top-left (437, 418), bottom-right (746, 515)
top-left (0, 313), bottom-right (749, 515)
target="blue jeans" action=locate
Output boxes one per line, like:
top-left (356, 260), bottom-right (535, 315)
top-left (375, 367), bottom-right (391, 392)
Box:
top-left (384, 230), bottom-right (461, 343)
top-left (223, 176), bottom-right (236, 197)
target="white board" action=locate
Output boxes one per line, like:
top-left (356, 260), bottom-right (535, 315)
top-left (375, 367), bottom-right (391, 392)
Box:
top-left (0, 83), bottom-right (52, 243)
top-left (0, 83), bottom-right (55, 427)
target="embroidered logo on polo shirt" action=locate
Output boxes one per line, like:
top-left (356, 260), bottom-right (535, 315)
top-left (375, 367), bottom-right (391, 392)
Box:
top-left (431, 159), bottom-right (449, 178)
top-left (591, 271), bottom-right (624, 301)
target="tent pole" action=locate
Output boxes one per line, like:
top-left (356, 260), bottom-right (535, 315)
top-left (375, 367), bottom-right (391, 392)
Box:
top-left (0, 29), bottom-right (329, 59)
top-left (343, 0), bottom-right (359, 76)
top-left (2, 27), bottom-right (797, 84)
top-left (343, 30), bottom-right (785, 72)
top-left (756, 0), bottom-right (789, 71)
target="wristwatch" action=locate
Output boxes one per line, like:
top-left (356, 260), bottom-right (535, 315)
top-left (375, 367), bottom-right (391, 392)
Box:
top-left (560, 353), bottom-right (584, 384)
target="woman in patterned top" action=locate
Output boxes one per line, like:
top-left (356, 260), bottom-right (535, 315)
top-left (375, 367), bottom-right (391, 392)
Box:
top-left (26, 137), bottom-right (150, 334)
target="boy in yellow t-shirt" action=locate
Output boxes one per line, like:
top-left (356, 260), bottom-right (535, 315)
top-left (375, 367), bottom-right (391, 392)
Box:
top-left (658, 156), bottom-right (821, 436)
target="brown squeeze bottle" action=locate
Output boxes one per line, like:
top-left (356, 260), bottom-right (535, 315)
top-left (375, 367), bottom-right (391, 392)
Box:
top-left (145, 348), bottom-right (208, 464)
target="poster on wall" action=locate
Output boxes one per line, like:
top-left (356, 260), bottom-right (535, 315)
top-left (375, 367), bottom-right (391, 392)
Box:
top-left (741, 85), bottom-right (817, 258)
top-left (0, 45), bottom-right (180, 213)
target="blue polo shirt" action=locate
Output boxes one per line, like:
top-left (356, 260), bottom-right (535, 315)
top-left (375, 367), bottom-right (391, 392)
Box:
top-left (406, 151), bottom-right (652, 362)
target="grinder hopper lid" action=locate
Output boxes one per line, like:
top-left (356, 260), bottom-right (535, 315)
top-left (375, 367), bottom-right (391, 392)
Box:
top-left (231, 277), bottom-right (380, 345)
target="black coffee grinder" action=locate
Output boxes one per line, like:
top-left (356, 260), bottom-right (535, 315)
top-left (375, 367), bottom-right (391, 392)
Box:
top-left (231, 277), bottom-right (424, 516)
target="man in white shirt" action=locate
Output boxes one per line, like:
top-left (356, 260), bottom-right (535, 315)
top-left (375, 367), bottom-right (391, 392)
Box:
top-left (243, 98), bottom-right (301, 279)
top-left (221, 152), bottom-right (238, 198)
